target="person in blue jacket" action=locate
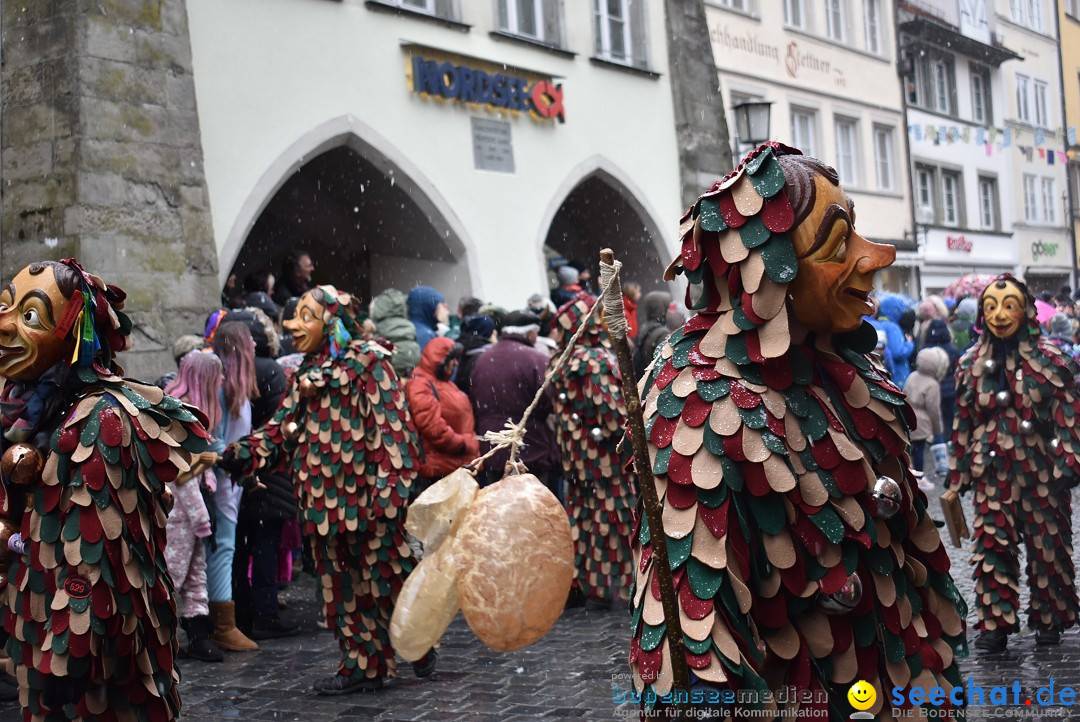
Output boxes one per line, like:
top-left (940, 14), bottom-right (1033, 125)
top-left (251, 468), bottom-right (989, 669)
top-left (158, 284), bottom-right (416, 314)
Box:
top-left (869, 294), bottom-right (915, 386)
top-left (407, 285), bottom-right (450, 352)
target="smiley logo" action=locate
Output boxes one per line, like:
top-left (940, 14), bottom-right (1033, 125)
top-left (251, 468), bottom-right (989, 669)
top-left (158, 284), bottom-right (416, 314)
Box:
top-left (847, 680), bottom-right (876, 711)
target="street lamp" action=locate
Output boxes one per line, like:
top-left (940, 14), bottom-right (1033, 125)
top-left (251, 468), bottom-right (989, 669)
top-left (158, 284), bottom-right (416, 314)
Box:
top-left (732, 100), bottom-right (773, 146)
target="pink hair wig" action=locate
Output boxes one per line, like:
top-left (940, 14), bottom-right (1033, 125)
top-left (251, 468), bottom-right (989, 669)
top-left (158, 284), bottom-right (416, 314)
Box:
top-left (212, 322), bottom-right (260, 419)
top-left (165, 351), bottom-right (224, 432)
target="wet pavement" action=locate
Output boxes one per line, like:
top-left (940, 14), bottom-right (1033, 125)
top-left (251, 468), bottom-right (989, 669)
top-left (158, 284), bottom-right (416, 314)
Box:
top-left (0, 484), bottom-right (1077, 720)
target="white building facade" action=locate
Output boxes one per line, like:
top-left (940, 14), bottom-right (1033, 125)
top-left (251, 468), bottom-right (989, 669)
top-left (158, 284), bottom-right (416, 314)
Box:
top-left (995, 0), bottom-right (1073, 292)
top-left (901, 0), bottom-right (1073, 296)
top-left (708, 0), bottom-right (916, 294)
top-left (184, 0), bottom-right (684, 307)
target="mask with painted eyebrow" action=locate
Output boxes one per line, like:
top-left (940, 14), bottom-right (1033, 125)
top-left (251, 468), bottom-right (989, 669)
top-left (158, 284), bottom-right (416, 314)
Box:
top-left (0, 266), bottom-right (74, 382)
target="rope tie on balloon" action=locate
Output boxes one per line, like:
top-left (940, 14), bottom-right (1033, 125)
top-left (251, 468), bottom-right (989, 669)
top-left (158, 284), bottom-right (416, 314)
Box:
top-left (472, 264), bottom-right (621, 475)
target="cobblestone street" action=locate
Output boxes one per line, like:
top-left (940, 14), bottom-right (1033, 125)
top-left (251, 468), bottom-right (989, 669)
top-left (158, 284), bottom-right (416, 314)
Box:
top-left (0, 486), bottom-right (1078, 721)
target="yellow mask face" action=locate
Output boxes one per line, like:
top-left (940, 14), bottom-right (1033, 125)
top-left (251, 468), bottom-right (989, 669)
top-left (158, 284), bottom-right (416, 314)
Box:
top-left (786, 176), bottom-right (896, 334)
top-left (981, 280), bottom-right (1027, 340)
top-left (283, 293), bottom-right (327, 354)
top-left (0, 265), bottom-right (74, 382)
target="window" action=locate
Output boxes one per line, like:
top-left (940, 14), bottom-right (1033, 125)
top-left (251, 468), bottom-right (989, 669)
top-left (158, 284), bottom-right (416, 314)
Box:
top-left (1034, 80), bottom-right (1049, 127)
top-left (1041, 177), bottom-right (1057, 223)
top-left (391, 0), bottom-right (434, 12)
top-left (1024, 174), bottom-right (1038, 222)
top-left (499, 0), bottom-right (543, 39)
top-left (971, 65), bottom-right (992, 124)
top-left (942, 171), bottom-right (961, 227)
top-left (864, 0), bottom-right (882, 54)
top-left (593, 0), bottom-right (648, 68)
top-left (931, 60), bottom-right (950, 113)
top-left (1069, 0), bottom-right (1080, 18)
top-left (873, 125), bottom-right (894, 191)
top-left (835, 118), bottom-right (859, 186)
top-left (791, 108), bottom-right (817, 157)
top-left (784, 0), bottom-right (805, 28)
top-left (978, 176), bottom-right (999, 230)
top-left (1011, 0), bottom-right (1044, 30)
top-left (909, 52), bottom-right (956, 114)
top-left (719, 0), bottom-right (747, 9)
top-left (826, 0), bottom-right (846, 41)
top-left (915, 165), bottom-right (937, 221)
top-left (1016, 74), bottom-right (1031, 123)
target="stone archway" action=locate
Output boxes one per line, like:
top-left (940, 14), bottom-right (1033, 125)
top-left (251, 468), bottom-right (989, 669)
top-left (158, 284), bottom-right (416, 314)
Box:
top-left (539, 157), bottom-right (674, 296)
top-left (222, 116), bottom-right (477, 304)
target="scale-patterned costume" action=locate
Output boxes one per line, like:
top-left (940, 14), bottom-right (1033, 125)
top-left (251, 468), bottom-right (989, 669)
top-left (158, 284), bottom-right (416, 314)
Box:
top-left (950, 275), bottom-right (1080, 634)
top-left (5, 376), bottom-right (209, 721)
top-left (231, 308), bottom-right (418, 682)
top-left (549, 294), bottom-right (636, 604)
top-left (629, 143), bottom-right (967, 720)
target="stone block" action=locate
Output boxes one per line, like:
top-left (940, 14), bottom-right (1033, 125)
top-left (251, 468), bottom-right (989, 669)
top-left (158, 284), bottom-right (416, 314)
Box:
top-left (4, 174), bottom-right (75, 211)
top-left (2, 98), bottom-right (76, 147)
top-left (80, 204), bottom-right (183, 240)
top-left (2, 205), bottom-right (67, 248)
top-left (83, 14), bottom-right (138, 63)
top-left (3, 64), bottom-right (46, 105)
top-left (165, 69), bottom-right (196, 110)
top-left (80, 96), bottom-right (191, 146)
top-left (79, 170), bottom-right (182, 210)
top-left (134, 28), bottom-right (192, 71)
top-left (82, 0), bottom-right (162, 32)
top-left (2, 141), bottom-right (53, 180)
top-left (2, 0), bottom-right (69, 28)
top-left (80, 56), bottom-right (167, 106)
top-left (178, 183), bottom-right (208, 210)
top-left (0, 236), bottom-right (75, 277)
top-left (161, 0), bottom-right (188, 37)
top-left (1, 16), bottom-right (76, 68)
top-left (179, 206), bottom-right (213, 244)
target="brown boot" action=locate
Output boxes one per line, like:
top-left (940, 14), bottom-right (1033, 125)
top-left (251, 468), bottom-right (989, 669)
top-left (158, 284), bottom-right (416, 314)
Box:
top-left (209, 601), bottom-right (259, 652)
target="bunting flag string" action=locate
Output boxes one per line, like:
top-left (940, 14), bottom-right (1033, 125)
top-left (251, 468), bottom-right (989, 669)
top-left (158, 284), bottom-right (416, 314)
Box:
top-left (908, 123), bottom-right (1077, 166)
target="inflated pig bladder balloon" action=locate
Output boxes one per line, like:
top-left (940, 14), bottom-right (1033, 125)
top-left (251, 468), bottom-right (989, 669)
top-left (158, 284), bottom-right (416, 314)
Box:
top-left (455, 473), bottom-right (574, 652)
top-left (405, 467), bottom-right (478, 554)
top-left (389, 542), bottom-right (460, 662)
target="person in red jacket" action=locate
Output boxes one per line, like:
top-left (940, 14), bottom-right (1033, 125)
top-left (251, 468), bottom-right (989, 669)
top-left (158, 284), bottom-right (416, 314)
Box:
top-left (405, 337), bottom-right (480, 487)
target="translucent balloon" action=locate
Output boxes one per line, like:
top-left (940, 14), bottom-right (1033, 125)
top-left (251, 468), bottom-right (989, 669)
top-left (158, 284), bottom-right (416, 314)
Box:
top-left (389, 541), bottom-right (461, 662)
top-left (454, 473), bottom-right (574, 652)
top-left (405, 468), bottom-right (478, 555)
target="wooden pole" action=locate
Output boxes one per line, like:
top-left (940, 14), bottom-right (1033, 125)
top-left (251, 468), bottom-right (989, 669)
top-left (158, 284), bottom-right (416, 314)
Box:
top-left (598, 248), bottom-right (691, 698)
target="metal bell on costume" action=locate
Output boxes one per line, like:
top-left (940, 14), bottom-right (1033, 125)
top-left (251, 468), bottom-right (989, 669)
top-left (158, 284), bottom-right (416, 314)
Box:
top-left (283, 421), bottom-right (302, 442)
top-left (1019, 419), bottom-right (1034, 434)
top-left (995, 390), bottom-right (1011, 405)
top-left (818, 572), bottom-right (863, 615)
top-left (1051, 438), bottom-right (1062, 451)
top-left (589, 428), bottom-right (604, 443)
top-left (299, 375), bottom-right (318, 399)
top-left (984, 358), bottom-right (997, 373)
top-left (570, 413), bottom-right (581, 426)
top-left (161, 485), bottom-right (175, 514)
top-left (558, 392), bottom-right (568, 403)
top-left (1, 444), bottom-right (43, 486)
top-left (871, 476), bottom-right (902, 519)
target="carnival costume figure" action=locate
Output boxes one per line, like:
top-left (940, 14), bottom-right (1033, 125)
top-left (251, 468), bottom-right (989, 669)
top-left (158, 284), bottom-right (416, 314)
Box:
top-left (950, 274), bottom-right (1080, 653)
top-left (549, 294), bottom-right (636, 605)
top-left (222, 285), bottom-right (433, 695)
top-left (629, 143), bottom-right (967, 720)
top-left (0, 260), bottom-right (211, 721)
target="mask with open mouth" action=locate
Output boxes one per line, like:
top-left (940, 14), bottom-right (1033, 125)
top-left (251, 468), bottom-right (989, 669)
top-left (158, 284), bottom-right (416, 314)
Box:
top-left (786, 176), bottom-right (895, 335)
top-left (0, 265), bottom-right (75, 382)
top-left (980, 279), bottom-right (1027, 341)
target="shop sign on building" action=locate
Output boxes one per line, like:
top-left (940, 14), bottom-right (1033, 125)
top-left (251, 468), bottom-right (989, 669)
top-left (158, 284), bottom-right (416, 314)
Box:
top-left (946, 235), bottom-right (973, 252)
top-left (1020, 237), bottom-right (1070, 266)
top-left (408, 46), bottom-right (565, 123)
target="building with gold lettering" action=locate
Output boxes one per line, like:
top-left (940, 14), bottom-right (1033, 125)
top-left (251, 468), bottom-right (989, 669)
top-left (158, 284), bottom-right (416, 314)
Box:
top-left (708, 0), bottom-right (917, 294)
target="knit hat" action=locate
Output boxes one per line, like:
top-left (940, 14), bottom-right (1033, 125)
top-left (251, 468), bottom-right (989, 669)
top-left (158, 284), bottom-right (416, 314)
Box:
top-left (1050, 312), bottom-right (1073, 337)
top-left (556, 265), bottom-right (579, 286)
top-left (501, 310), bottom-right (542, 337)
top-left (955, 297), bottom-right (977, 321)
top-left (461, 313), bottom-right (496, 339)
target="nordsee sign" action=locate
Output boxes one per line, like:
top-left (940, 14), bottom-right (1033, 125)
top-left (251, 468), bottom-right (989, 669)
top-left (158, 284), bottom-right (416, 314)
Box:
top-left (410, 56), bottom-right (565, 123)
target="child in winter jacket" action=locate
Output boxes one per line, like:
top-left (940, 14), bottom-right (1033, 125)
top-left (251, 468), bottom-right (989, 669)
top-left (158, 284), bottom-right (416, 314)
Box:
top-left (163, 350), bottom-right (225, 662)
top-left (904, 347), bottom-right (948, 475)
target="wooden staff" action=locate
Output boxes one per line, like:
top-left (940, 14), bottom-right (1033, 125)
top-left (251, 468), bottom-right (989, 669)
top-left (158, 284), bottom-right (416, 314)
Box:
top-left (598, 248), bottom-right (690, 697)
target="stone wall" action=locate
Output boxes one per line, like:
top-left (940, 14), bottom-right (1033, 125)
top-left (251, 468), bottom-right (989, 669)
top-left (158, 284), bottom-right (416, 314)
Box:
top-left (664, 0), bottom-right (734, 210)
top-left (1, 0), bottom-right (218, 379)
